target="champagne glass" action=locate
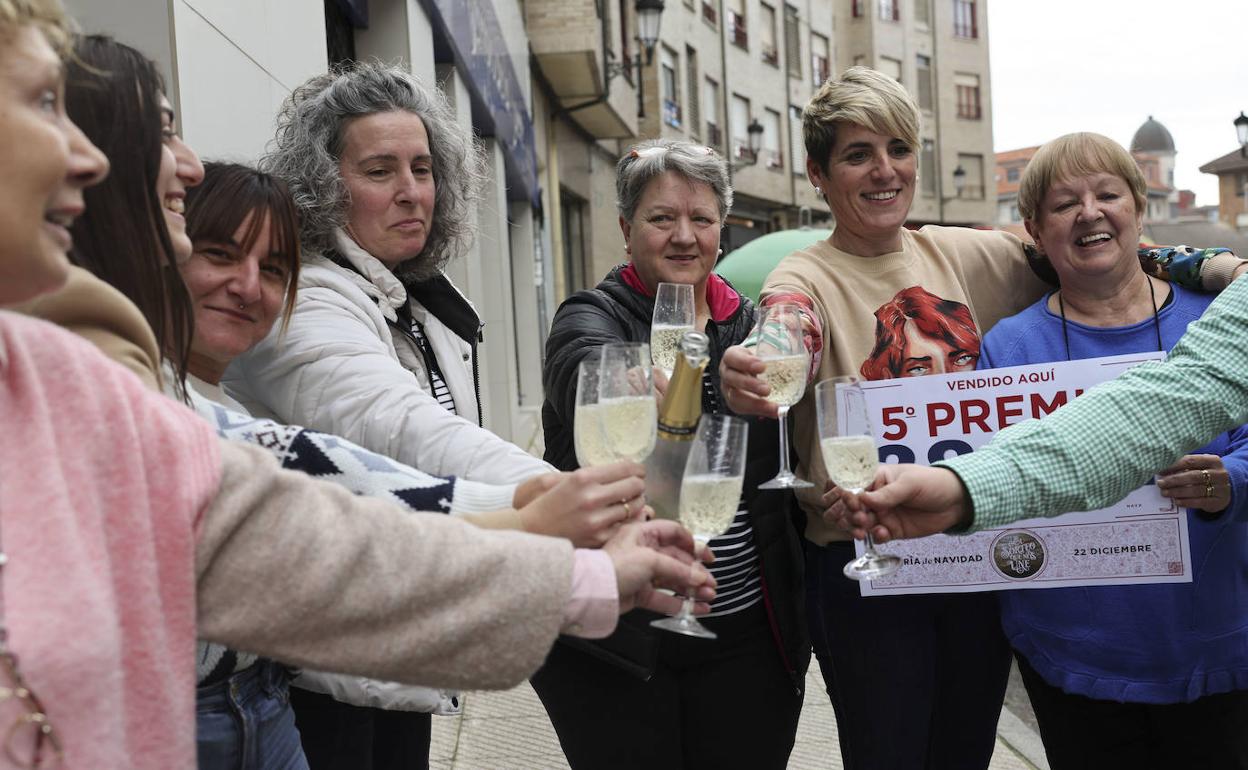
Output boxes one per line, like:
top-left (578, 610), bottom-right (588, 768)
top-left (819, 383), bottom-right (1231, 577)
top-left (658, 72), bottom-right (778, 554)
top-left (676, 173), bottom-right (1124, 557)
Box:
top-left (755, 303), bottom-right (814, 490)
top-left (815, 376), bottom-right (901, 580)
top-left (573, 350), bottom-right (615, 468)
top-left (651, 414), bottom-right (748, 639)
top-left (650, 282), bottom-right (696, 378)
top-left (597, 342), bottom-right (657, 463)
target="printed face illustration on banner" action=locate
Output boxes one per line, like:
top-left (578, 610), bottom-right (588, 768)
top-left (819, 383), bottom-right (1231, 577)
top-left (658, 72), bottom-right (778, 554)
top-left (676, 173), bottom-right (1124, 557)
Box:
top-left (860, 286), bottom-right (980, 380)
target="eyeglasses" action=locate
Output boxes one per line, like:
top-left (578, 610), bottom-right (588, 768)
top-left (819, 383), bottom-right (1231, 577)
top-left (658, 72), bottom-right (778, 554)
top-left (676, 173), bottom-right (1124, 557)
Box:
top-left (0, 648), bottom-right (62, 769)
top-left (627, 145), bottom-right (719, 160)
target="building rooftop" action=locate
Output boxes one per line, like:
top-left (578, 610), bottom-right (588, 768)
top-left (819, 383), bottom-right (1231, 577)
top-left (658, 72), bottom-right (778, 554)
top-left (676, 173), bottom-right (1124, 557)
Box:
top-left (1199, 147), bottom-right (1248, 175)
top-left (1131, 116), bottom-right (1176, 154)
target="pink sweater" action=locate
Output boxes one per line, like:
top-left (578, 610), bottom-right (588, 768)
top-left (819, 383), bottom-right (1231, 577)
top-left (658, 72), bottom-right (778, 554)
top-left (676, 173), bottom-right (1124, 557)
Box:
top-left (0, 311), bottom-right (220, 768)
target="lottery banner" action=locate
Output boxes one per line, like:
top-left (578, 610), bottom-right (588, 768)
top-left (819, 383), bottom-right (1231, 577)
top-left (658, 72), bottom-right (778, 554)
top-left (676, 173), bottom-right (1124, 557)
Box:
top-left (850, 352), bottom-right (1192, 595)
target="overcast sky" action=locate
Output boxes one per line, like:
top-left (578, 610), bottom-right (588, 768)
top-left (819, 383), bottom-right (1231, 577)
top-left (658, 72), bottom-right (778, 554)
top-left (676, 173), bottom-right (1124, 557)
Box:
top-left (988, 0), bottom-right (1248, 207)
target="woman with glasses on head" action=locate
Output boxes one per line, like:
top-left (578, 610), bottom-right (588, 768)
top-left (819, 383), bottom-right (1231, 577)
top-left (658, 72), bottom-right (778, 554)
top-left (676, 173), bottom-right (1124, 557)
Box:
top-left (534, 138), bottom-right (808, 770)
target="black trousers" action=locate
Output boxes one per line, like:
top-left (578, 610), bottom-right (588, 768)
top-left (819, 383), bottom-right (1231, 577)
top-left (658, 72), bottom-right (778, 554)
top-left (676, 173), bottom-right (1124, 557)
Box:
top-left (530, 600), bottom-right (803, 770)
top-left (1017, 653), bottom-right (1248, 770)
top-left (806, 541), bottom-right (1012, 770)
top-left (289, 687), bottom-right (431, 770)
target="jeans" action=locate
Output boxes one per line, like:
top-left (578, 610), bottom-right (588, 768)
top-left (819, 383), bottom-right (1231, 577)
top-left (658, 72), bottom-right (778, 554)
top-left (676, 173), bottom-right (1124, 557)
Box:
top-left (197, 661), bottom-right (310, 770)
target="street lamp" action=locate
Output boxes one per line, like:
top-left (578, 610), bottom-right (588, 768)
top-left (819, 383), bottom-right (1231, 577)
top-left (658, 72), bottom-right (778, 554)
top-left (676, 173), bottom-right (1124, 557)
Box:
top-left (726, 117), bottom-right (765, 172)
top-left (1236, 111), bottom-right (1248, 158)
top-left (943, 165), bottom-right (966, 202)
top-left (606, 0), bottom-right (666, 119)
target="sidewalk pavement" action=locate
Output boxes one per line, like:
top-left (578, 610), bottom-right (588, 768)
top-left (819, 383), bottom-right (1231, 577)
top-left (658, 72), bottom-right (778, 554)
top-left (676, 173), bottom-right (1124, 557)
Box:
top-left (431, 666), bottom-right (1048, 769)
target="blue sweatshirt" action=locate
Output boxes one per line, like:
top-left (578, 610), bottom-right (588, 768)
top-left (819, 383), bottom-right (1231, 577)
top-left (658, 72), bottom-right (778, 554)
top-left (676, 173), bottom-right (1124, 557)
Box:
top-left (979, 284), bottom-right (1248, 703)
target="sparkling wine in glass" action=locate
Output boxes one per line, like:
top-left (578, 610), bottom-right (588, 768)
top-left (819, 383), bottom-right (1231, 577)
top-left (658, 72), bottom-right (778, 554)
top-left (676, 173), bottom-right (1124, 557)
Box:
top-left (651, 414), bottom-right (748, 639)
top-left (755, 303), bottom-right (814, 490)
top-left (651, 282), bottom-right (696, 378)
top-left (573, 350), bottom-right (615, 468)
top-left (815, 376), bottom-right (901, 580)
top-left (598, 342), bottom-right (658, 463)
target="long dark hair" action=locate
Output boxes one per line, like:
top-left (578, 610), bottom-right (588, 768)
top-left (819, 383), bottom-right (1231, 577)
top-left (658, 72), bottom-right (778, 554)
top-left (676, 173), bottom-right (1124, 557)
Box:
top-left (186, 162), bottom-right (302, 332)
top-left (65, 34), bottom-right (193, 396)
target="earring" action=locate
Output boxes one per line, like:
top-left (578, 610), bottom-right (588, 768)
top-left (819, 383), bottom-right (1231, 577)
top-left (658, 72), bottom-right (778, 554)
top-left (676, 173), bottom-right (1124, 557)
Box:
top-left (717, 248), bottom-right (723, 257)
top-left (814, 186), bottom-right (822, 195)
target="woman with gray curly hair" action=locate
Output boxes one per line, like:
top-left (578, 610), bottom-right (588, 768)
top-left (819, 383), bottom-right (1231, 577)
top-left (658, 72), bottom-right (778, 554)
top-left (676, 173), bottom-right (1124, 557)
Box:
top-left (223, 61), bottom-right (643, 770)
top-left (534, 138), bottom-right (808, 769)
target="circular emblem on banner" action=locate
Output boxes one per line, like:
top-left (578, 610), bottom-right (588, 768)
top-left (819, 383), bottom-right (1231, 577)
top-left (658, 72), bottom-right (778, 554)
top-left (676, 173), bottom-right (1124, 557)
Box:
top-left (990, 530), bottom-right (1047, 580)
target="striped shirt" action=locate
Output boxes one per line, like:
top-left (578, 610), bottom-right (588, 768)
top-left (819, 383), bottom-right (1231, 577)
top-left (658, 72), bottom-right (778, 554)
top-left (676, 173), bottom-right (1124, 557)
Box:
top-left (701, 370), bottom-right (763, 617)
top-left (944, 274), bottom-right (1248, 530)
top-left (411, 319), bottom-right (457, 414)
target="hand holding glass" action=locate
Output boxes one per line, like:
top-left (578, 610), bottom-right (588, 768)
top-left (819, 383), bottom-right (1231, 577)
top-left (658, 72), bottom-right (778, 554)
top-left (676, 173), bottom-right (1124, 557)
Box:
top-left (755, 303), bottom-right (813, 490)
top-left (651, 282), bottom-right (696, 378)
top-left (651, 414), bottom-right (747, 639)
top-left (815, 376), bottom-right (901, 580)
top-left (597, 342), bottom-right (657, 463)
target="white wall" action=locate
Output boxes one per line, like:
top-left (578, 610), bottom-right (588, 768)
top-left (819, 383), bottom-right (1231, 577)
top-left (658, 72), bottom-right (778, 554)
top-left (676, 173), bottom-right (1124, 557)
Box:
top-left (172, 0), bottom-right (328, 163)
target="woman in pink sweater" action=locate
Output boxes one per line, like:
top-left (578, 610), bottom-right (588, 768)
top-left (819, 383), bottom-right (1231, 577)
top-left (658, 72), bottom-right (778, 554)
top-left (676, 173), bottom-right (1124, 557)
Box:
top-left (0, 2), bottom-right (715, 768)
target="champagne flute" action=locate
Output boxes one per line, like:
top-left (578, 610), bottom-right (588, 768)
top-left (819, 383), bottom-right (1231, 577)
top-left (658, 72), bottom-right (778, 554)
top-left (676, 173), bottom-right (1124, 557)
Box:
top-left (597, 342), bottom-right (658, 463)
top-left (651, 414), bottom-right (748, 639)
top-left (650, 282), bottom-right (696, 378)
top-left (815, 376), bottom-right (901, 580)
top-left (573, 350), bottom-right (615, 468)
top-left (755, 303), bottom-right (814, 490)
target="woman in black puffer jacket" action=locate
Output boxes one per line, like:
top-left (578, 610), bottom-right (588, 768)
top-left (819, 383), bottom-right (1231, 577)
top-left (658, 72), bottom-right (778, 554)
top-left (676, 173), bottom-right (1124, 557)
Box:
top-left (534, 139), bottom-right (809, 770)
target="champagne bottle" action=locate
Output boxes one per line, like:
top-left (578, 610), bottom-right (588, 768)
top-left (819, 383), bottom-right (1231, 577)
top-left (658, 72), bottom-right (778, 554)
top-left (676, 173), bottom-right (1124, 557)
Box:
top-left (645, 331), bottom-right (709, 521)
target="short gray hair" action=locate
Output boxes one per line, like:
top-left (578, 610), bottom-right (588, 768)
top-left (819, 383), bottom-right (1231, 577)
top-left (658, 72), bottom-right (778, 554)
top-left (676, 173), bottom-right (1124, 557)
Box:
top-left (262, 60), bottom-right (486, 271)
top-left (615, 138), bottom-right (732, 223)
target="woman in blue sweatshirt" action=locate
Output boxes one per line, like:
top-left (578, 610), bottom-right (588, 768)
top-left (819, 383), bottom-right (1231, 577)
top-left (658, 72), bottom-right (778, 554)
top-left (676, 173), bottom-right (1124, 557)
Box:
top-left (978, 133), bottom-right (1248, 769)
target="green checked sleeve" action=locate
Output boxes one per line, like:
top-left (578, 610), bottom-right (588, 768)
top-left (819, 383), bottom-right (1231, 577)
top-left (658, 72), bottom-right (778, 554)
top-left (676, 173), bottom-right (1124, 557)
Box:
top-left (939, 276), bottom-right (1248, 532)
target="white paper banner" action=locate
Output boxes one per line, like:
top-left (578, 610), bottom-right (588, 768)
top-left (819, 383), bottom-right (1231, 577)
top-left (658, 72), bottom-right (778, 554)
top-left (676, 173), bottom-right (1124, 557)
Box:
top-left (848, 352), bottom-right (1192, 595)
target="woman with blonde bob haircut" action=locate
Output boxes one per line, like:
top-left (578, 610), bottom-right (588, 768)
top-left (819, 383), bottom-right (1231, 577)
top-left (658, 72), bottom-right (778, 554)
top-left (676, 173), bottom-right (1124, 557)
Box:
top-left (720, 65), bottom-right (1247, 769)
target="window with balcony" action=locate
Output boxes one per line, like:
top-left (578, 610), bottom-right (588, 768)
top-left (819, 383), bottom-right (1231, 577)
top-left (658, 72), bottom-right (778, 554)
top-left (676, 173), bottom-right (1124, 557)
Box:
top-left (1006, 166), bottom-right (1019, 183)
top-left (701, 0), bottom-right (718, 25)
top-left (879, 0), bottom-right (899, 21)
top-left (763, 109), bottom-right (783, 170)
top-left (811, 32), bottom-right (830, 87)
top-left (784, 5), bottom-right (801, 76)
top-left (661, 46), bottom-right (681, 128)
top-left (790, 104), bottom-right (805, 175)
top-left (958, 153), bottom-right (985, 199)
top-left (953, 0), bottom-right (977, 38)
top-left (728, 0), bottom-right (748, 48)
top-left (687, 46), bottom-right (701, 139)
top-left (914, 0), bottom-right (930, 26)
top-left (879, 56), bottom-right (902, 83)
top-left (852, 0), bottom-right (864, 18)
top-left (705, 77), bottom-right (723, 147)
top-left (618, 0), bottom-right (634, 84)
top-left (955, 72), bottom-right (981, 119)
top-left (731, 94), bottom-right (755, 162)
top-left (916, 54), bottom-right (932, 111)
top-left (760, 3), bottom-right (779, 65)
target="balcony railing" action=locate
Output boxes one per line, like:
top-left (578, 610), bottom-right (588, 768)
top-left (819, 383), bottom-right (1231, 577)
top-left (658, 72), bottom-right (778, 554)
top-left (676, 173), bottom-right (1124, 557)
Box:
top-left (734, 142), bottom-right (757, 164)
top-left (761, 44), bottom-right (778, 66)
top-left (765, 150), bottom-right (784, 171)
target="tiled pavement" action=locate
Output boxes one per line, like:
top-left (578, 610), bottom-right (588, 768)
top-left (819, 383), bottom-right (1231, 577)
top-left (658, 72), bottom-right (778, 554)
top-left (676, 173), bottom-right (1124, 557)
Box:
top-left (430, 667), bottom-right (1045, 769)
